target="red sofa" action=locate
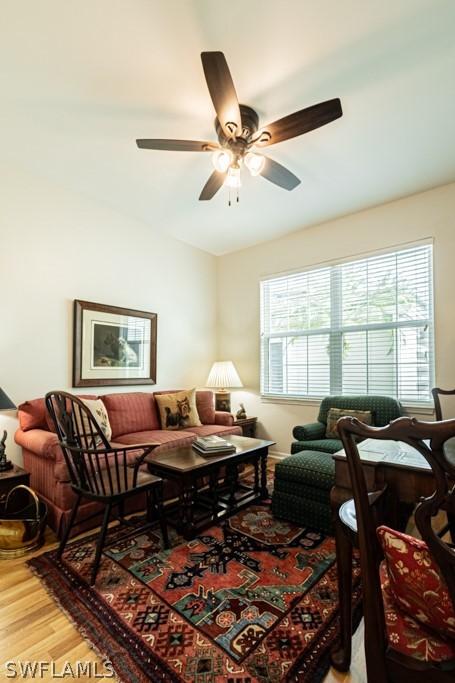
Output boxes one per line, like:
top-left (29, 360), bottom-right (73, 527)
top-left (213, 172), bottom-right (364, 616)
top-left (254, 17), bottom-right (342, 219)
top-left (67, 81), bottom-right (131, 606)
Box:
top-left (15, 390), bottom-right (241, 538)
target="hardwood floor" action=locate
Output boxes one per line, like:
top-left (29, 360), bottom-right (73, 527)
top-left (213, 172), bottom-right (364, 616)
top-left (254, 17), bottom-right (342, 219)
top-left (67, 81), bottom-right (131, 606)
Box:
top-left (0, 528), bottom-right (367, 682)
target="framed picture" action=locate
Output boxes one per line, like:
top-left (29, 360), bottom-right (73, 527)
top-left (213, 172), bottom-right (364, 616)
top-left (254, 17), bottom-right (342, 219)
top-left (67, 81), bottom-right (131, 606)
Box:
top-left (73, 300), bottom-right (157, 387)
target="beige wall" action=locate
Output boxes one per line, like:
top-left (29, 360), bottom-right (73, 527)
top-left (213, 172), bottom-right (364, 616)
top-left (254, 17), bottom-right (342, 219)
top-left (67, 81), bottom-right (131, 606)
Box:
top-left (0, 164), bottom-right (217, 465)
top-left (217, 182), bottom-right (455, 454)
top-left (3, 170), bottom-right (454, 465)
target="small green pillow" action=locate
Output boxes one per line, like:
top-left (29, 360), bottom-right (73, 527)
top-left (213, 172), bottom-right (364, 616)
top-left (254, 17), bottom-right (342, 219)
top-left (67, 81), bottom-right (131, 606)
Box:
top-left (325, 407), bottom-right (373, 438)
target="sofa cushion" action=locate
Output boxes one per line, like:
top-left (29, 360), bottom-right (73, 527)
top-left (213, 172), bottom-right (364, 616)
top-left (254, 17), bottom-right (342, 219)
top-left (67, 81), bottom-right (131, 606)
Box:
top-left (154, 390), bottom-right (216, 425)
top-left (80, 398), bottom-right (112, 443)
top-left (275, 451), bottom-right (335, 491)
top-left (291, 439), bottom-right (342, 455)
top-left (318, 395), bottom-right (401, 427)
top-left (18, 398), bottom-right (49, 431)
top-left (155, 389), bottom-right (202, 430)
top-left (378, 526), bottom-right (455, 639)
top-left (114, 429), bottom-right (196, 452)
top-left (326, 407), bottom-right (372, 438)
top-left (101, 392), bottom-right (160, 438)
top-left (188, 425), bottom-right (242, 437)
top-left (17, 429), bottom-right (142, 484)
top-left (196, 391), bottom-right (216, 425)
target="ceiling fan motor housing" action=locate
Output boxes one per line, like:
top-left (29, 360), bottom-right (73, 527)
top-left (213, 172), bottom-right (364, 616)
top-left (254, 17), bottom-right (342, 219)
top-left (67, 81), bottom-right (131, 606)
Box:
top-left (215, 104), bottom-right (259, 145)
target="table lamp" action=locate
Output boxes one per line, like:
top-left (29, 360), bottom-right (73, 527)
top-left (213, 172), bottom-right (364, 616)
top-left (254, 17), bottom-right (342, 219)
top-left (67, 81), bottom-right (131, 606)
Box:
top-left (206, 361), bottom-right (243, 412)
top-left (0, 387), bottom-right (16, 472)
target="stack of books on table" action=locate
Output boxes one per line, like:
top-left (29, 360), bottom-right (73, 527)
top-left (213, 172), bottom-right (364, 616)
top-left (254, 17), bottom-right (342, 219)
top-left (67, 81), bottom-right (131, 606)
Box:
top-left (192, 435), bottom-right (236, 456)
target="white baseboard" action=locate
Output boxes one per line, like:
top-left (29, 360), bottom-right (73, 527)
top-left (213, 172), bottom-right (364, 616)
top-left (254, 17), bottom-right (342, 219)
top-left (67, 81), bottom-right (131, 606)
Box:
top-left (269, 450), bottom-right (290, 459)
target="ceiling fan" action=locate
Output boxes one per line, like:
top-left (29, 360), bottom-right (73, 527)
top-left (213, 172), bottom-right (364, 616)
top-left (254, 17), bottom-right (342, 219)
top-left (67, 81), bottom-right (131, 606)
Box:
top-left (136, 52), bottom-right (342, 203)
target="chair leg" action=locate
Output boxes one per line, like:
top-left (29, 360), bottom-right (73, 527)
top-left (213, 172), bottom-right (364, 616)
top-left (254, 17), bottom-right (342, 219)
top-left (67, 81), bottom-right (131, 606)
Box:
top-left (152, 483), bottom-right (169, 549)
top-left (330, 517), bottom-right (353, 672)
top-left (146, 489), bottom-right (153, 523)
top-left (448, 512), bottom-right (455, 544)
top-left (57, 493), bottom-right (82, 559)
top-left (90, 502), bottom-right (112, 586)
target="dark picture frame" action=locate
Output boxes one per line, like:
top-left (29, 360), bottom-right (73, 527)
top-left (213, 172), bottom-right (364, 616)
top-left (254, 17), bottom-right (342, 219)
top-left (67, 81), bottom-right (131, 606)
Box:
top-left (73, 300), bottom-right (157, 387)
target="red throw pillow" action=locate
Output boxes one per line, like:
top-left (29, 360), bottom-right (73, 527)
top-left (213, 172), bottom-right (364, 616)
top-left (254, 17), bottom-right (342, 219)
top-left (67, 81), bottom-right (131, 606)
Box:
top-left (18, 398), bottom-right (48, 431)
top-left (195, 391), bottom-right (216, 425)
top-left (377, 525), bottom-right (455, 639)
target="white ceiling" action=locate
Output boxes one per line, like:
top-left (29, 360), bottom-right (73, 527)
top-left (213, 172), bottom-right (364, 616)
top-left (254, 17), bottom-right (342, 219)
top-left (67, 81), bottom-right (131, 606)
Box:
top-left (1, 0), bottom-right (455, 255)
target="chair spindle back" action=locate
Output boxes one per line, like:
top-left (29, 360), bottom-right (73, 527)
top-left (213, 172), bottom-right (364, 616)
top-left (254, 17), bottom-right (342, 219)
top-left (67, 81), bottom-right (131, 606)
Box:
top-left (45, 390), bottom-right (133, 497)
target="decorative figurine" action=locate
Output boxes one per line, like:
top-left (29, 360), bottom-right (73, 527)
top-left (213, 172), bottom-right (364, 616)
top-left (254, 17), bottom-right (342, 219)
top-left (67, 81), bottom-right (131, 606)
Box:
top-left (236, 403), bottom-right (247, 420)
top-left (0, 429), bottom-right (13, 471)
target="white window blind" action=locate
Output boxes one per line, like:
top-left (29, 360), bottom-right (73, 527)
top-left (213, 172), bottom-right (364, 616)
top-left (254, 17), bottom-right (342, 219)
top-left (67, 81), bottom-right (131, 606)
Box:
top-left (260, 243), bottom-right (434, 404)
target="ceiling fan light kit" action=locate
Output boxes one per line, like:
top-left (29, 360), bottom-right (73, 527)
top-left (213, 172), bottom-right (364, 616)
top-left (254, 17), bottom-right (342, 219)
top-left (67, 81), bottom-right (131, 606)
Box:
top-left (226, 164), bottom-right (241, 189)
top-left (212, 149), bottom-right (232, 173)
top-left (136, 51), bottom-right (343, 203)
top-left (244, 152), bottom-right (265, 176)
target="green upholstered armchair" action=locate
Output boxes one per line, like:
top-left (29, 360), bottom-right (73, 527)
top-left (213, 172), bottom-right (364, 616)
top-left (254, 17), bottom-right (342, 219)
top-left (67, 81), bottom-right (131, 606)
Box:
top-left (272, 394), bottom-right (403, 533)
top-left (291, 395), bottom-right (403, 455)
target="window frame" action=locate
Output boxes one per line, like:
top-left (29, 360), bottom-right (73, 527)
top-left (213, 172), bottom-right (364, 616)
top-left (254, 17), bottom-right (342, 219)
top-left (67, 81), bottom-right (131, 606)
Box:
top-left (260, 240), bottom-right (435, 408)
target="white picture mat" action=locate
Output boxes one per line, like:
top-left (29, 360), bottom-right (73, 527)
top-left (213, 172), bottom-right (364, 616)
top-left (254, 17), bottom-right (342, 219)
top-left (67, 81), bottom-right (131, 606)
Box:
top-left (81, 309), bottom-right (151, 380)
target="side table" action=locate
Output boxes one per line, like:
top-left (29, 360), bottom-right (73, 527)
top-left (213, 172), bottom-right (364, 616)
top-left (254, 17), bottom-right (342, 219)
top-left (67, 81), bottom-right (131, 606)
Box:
top-left (0, 465), bottom-right (30, 506)
top-left (233, 416), bottom-right (257, 438)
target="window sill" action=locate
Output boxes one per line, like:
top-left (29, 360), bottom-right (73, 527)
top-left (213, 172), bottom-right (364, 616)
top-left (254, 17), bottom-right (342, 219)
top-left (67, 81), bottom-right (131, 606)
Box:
top-left (261, 395), bottom-right (322, 408)
top-left (260, 395), bottom-right (435, 416)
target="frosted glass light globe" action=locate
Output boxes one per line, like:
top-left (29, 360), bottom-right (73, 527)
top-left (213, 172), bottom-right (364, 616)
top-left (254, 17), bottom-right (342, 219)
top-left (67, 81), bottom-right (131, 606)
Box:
top-left (245, 152), bottom-right (265, 176)
top-left (212, 149), bottom-right (232, 173)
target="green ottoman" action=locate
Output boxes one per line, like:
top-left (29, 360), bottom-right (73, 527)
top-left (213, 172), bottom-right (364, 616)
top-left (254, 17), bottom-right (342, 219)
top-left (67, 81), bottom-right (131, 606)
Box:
top-left (271, 450), bottom-right (335, 534)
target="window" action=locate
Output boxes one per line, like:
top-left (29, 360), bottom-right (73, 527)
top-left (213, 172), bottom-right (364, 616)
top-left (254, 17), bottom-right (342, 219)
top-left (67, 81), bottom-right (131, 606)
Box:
top-left (260, 243), bottom-right (434, 404)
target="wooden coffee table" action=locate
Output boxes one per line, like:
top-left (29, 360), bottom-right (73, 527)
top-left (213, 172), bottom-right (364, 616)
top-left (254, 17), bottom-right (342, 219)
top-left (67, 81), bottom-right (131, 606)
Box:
top-left (146, 434), bottom-right (275, 540)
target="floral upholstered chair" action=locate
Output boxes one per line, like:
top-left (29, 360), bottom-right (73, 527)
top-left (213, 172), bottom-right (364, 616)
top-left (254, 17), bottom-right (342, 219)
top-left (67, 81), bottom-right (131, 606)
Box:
top-left (336, 415), bottom-right (455, 683)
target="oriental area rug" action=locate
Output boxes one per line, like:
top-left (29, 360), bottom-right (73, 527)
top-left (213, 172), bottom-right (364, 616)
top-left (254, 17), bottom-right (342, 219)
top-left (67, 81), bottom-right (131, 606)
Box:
top-left (29, 506), bottom-right (361, 683)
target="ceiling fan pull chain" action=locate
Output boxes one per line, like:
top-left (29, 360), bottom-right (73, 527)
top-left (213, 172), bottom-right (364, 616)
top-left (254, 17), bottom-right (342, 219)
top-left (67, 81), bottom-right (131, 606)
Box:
top-left (237, 189), bottom-right (239, 203)
top-left (228, 188), bottom-right (231, 207)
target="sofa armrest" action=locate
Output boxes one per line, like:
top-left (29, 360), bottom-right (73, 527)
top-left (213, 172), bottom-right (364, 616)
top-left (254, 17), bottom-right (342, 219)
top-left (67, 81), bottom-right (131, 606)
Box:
top-left (14, 428), bottom-right (60, 460)
top-left (214, 411), bottom-right (235, 426)
top-left (292, 422), bottom-right (326, 441)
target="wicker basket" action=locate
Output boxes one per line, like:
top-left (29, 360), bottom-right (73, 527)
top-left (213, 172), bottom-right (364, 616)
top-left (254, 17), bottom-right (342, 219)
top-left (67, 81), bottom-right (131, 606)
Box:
top-left (0, 485), bottom-right (47, 558)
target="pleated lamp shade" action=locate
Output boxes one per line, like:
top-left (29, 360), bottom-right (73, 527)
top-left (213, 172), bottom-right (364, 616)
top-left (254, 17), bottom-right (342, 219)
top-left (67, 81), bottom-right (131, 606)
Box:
top-left (0, 388), bottom-right (15, 411)
top-left (206, 361), bottom-right (243, 389)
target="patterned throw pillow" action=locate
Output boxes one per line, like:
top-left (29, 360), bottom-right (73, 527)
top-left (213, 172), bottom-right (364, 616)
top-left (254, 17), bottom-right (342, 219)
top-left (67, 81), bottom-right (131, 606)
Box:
top-left (377, 525), bottom-right (455, 639)
top-left (155, 389), bottom-right (202, 431)
top-left (325, 407), bottom-right (373, 438)
top-left (80, 398), bottom-right (112, 444)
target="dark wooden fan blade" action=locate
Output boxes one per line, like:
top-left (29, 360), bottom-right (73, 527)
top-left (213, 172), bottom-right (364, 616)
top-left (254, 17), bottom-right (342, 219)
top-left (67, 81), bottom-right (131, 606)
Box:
top-left (199, 170), bottom-right (226, 200)
top-left (136, 139), bottom-right (218, 152)
top-left (201, 52), bottom-right (241, 139)
top-left (257, 98), bottom-right (342, 147)
top-left (260, 157), bottom-right (301, 190)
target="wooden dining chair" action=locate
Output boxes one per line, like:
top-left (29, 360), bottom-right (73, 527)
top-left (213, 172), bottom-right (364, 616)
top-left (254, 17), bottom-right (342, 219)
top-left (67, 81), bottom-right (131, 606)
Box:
top-left (432, 387), bottom-right (455, 421)
top-left (45, 390), bottom-right (168, 585)
top-left (336, 415), bottom-right (455, 683)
